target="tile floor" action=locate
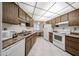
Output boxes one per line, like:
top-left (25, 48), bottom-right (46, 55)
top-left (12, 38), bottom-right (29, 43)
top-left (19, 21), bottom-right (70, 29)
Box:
top-left (28, 37), bottom-right (71, 56)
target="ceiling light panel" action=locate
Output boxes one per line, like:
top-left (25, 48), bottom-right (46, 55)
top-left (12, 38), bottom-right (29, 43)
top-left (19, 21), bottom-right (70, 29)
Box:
top-left (36, 2), bottom-right (55, 10)
top-left (18, 3), bottom-right (34, 14)
top-left (24, 2), bottom-right (36, 6)
top-left (34, 8), bottom-right (46, 16)
top-left (43, 12), bottom-right (55, 17)
top-left (33, 15), bottom-right (41, 20)
top-left (40, 17), bottom-right (51, 21)
top-left (57, 6), bottom-right (75, 15)
top-left (72, 2), bottom-right (79, 9)
top-left (67, 2), bottom-right (75, 4)
top-left (49, 2), bottom-right (68, 13)
top-left (50, 14), bottom-right (59, 19)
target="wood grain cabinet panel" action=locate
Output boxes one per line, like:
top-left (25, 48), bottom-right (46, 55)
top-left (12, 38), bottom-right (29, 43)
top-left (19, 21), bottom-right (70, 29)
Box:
top-left (65, 36), bottom-right (79, 56)
top-left (51, 19), bottom-right (56, 26)
top-left (19, 8), bottom-right (26, 23)
top-left (61, 14), bottom-right (68, 22)
top-left (55, 17), bottom-right (61, 24)
top-left (25, 38), bottom-right (31, 56)
top-left (30, 19), bottom-right (34, 27)
top-left (25, 33), bottom-right (37, 56)
top-left (46, 20), bottom-right (51, 24)
top-left (3, 2), bottom-right (20, 24)
top-left (69, 9), bottom-right (79, 26)
top-left (49, 32), bottom-right (53, 43)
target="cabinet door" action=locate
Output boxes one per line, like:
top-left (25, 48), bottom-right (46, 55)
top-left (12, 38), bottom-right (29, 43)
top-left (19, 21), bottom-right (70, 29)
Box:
top-left (25, 38), bottom-right (31, 56)
top-left (30, 19), bottom-right (34, 27)
top-left (49, 20), bottom-right (52, 24)
top-left (26, 16), bottom-right (30, 23)
top-left (2, 39), bottom-right (25, 56)
top-left (3, 2), bottom-right (20, 24)
top-left (55, 17), bottom-right (61, 24)
top-left (51, 19), bottom-right (56, 26)
top-left (46, 20), bottom-right (51, 24)
top-left (19, 8), bottom-right (26, 23)
top-left (61, 14), bottom-right (68, 22)
top-left (65, 36), bottom-right (79, 56)
top-left (69, 9), bottom-right (79, 26)
top-left (49, 32), bottom-right (53, 43)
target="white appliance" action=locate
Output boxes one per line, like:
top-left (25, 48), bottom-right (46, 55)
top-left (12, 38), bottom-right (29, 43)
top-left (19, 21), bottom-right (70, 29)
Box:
top-left (44, 24), bottom-right (52, 41)
top-left (2, 39), bottom-right (25, 56)
top-left (53, 32), bottom-right (66, 51)
top-left (2, 30), bottom-right (12, 40)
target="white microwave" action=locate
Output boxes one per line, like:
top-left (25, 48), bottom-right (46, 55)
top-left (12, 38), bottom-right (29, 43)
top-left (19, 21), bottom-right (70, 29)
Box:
top-left (2, 31), bottom-right (12, 40)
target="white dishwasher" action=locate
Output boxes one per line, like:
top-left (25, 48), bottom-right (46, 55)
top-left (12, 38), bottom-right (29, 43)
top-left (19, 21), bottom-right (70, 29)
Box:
top-left (2, 39), bottom-right (25, 56)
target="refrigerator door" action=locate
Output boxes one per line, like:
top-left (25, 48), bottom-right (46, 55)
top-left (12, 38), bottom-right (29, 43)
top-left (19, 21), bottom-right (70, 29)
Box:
top-left (44, 30), bottom-right (49, 41)
top-left (44, 24), bottom-right (52, 41)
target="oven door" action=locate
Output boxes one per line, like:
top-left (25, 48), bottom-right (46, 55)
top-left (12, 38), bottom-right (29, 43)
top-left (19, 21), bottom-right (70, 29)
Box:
top-left (53, 34), bottom-right (65, 50)
top-left (53, 34), bottom-right (65, 44)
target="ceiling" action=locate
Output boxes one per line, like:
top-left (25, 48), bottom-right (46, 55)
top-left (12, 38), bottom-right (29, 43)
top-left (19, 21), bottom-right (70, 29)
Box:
top-left (17, 2), bottom-right (79, 21)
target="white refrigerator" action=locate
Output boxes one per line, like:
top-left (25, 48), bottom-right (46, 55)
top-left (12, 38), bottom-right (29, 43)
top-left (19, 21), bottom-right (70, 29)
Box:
top-left (43, 24), bottom-right (53, 41)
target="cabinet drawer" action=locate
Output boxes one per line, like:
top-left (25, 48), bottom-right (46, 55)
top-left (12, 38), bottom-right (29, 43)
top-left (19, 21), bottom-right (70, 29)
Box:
top-left (66, 39), bottom-right (79, 50)
top-left (66, 36), bottom-right (79, 43)
top-left (66, 46), bottom-right (79, 56)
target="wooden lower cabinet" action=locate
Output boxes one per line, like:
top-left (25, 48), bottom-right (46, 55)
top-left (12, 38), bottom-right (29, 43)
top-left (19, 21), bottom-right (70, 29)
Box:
top-left (65, 36), bottom-right (79, 56)
top-left (49, 32), bottom-right (53, 43)
top-left (25, 38), bottom-right (31, 56)
top-left (25, 33), bottom-right (37, 56)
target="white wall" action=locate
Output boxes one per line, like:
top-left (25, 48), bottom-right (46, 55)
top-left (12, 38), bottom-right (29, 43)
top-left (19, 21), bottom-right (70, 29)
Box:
top-left (2, 23), bottom-right (27, 33)
top-left (53, 24), bottom-right (79, 33)
top-left (2, 23), bottom-right (34, 33)
top-left (0, 2), bottom-right (2, 56)
top-left (34, 21), bottom-right (44, 32)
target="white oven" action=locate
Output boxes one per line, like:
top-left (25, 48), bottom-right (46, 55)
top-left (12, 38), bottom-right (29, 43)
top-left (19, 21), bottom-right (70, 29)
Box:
top-left (53, 32), bottom-right (65, 51)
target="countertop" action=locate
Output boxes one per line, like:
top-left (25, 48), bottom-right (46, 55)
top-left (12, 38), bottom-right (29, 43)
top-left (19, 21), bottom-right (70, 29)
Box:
top-left (2, 32), bottom-right (36, 49)
top-left (66, 34), bottom-right (79, 38)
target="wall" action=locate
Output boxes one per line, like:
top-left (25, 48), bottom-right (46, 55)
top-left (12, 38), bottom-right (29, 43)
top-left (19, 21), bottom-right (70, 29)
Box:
top-left (34, 21), bottom-right (44, 32)
top-left (2, 23), bottom-right (34, 33)
top-left (0, 2), bottom-right (2, 56)
top-left (2, 23), bottom-right (27, 33)
top-left (71, 26), bottom-right (79, 33)
top-left (53, 24), bottom-right (79, 33)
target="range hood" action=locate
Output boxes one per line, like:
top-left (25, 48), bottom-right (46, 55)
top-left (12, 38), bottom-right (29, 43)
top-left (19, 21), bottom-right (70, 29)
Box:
top-left (56, 21), bottom-right (69, 25)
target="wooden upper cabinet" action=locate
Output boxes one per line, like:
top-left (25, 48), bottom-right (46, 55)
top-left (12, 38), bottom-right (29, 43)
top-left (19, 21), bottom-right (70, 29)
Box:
top-left (30, 18), bottom-right (34, 27)
top-left (19, 8), bottom-right (26, 23)
top-left (26, 16), bottom-right (30, 23)
top-left (51, 19), bottom-right (56, 26)
top-left (46, 21), bottom-right (48, 24)
top-left (55, 17), bottom-right (61, 24)
top-left (48, 20), bottom-right (52, 24)
top-left (61, 14), bottom-right (68, 22)
top-left (69, 9), bottom-right (79, 26)
top-left (46, 20), bottom-right (51, 24)
top-left (3, 2), bottom-right (20, 24)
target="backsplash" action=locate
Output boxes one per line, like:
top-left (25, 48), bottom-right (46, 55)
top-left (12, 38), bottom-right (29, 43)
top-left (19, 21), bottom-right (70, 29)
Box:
top-left (2, 23), bottom-right (27, 33)
top-left (71, 26), bottom-right (79, 33)
top-left (53, 24), bottom-right (79, 33)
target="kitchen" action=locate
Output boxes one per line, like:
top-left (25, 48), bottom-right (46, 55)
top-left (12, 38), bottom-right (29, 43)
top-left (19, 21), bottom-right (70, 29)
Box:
top-left (0, 2), bottom-right (79, 56)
